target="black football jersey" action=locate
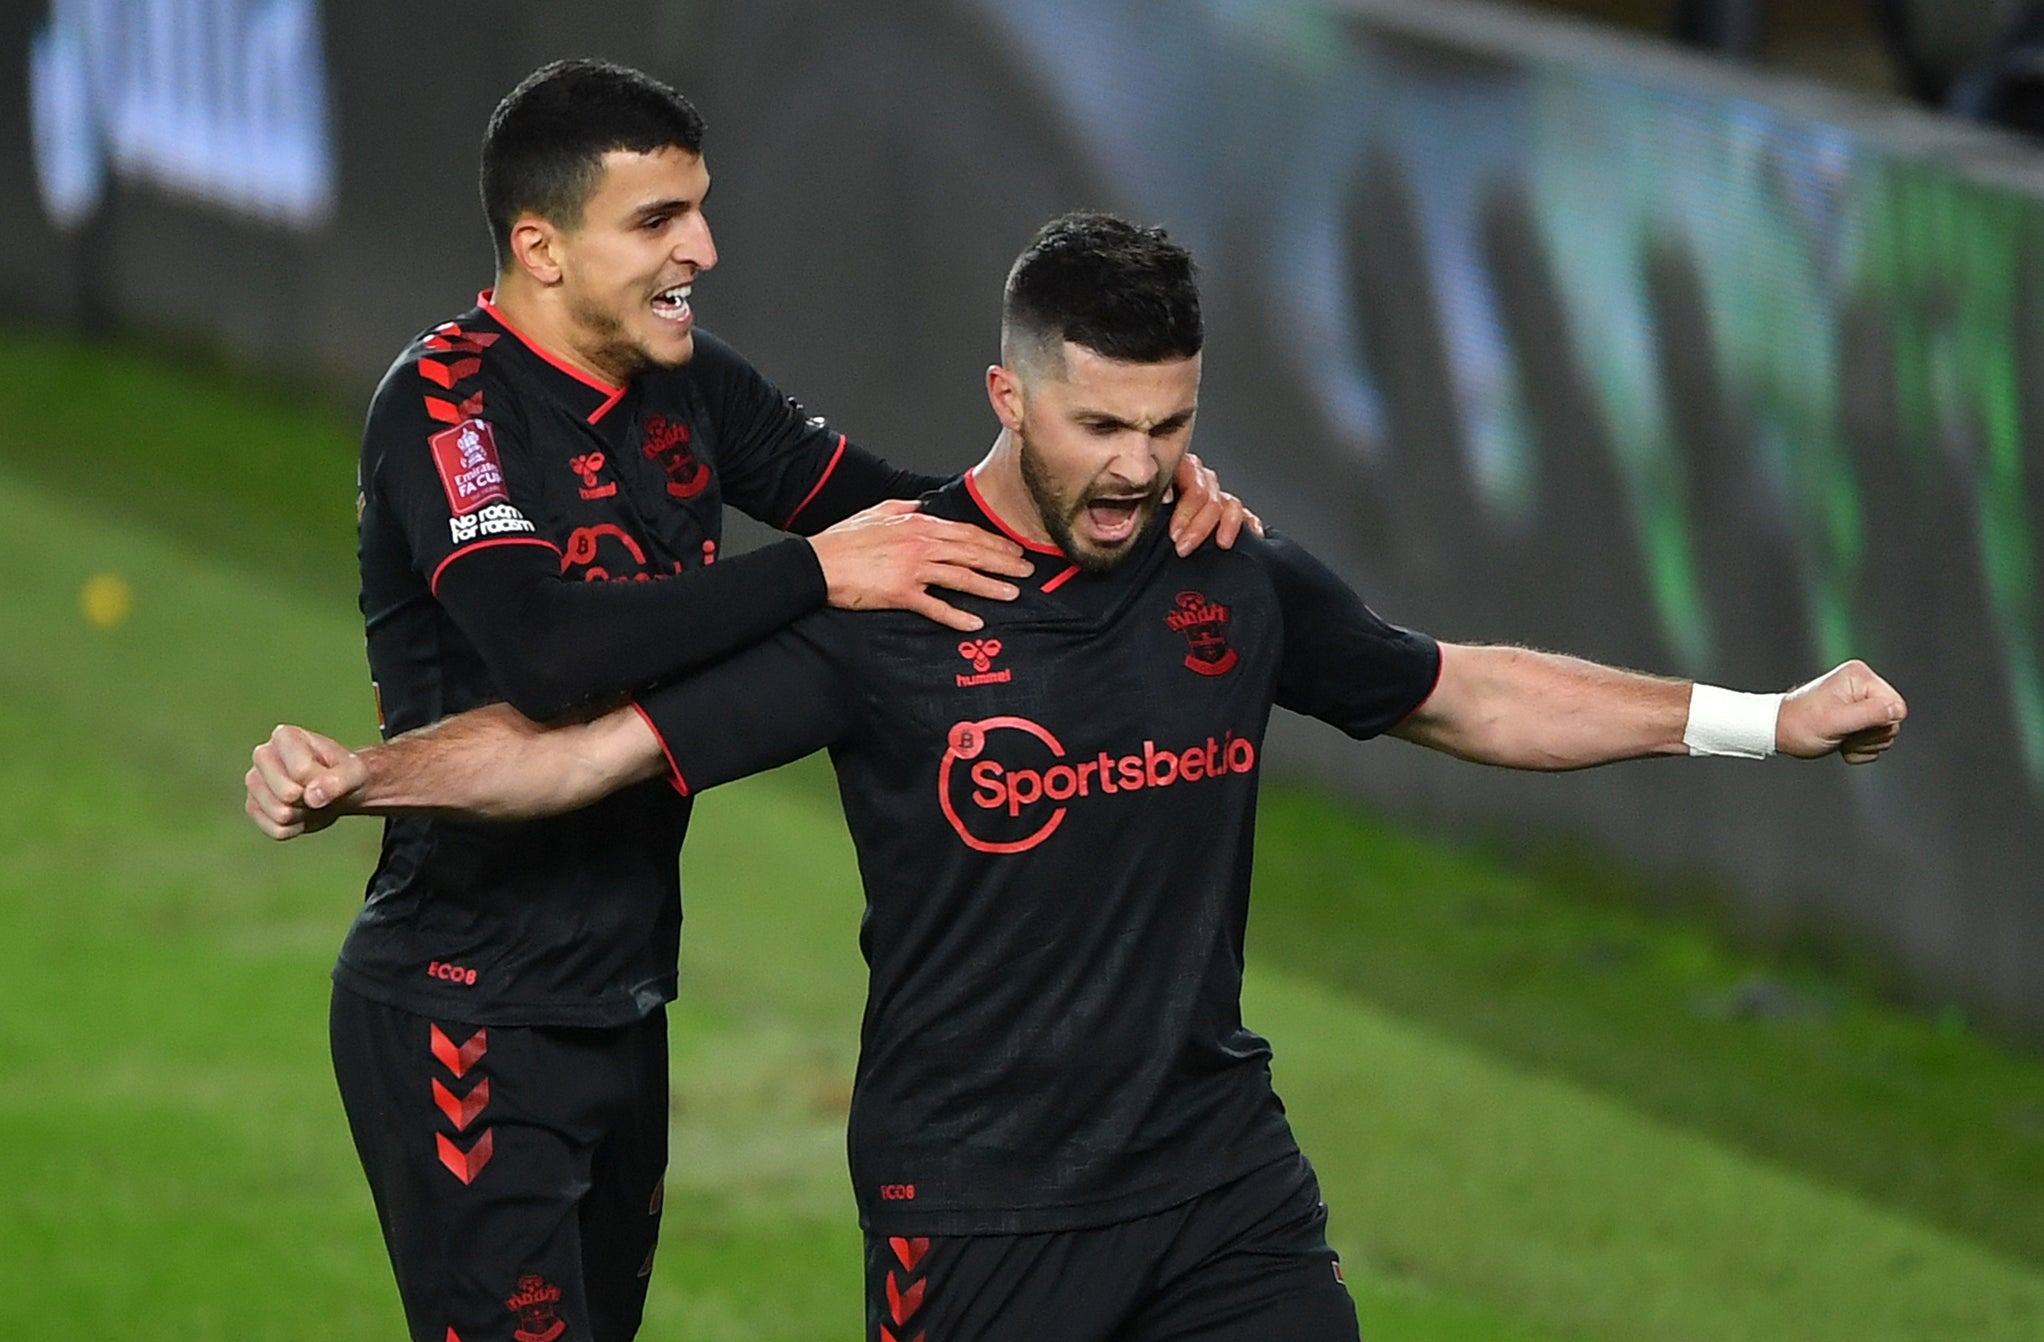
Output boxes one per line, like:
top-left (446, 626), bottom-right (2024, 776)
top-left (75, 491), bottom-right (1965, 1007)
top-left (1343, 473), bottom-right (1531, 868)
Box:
top-left (636, 474), bottom-right (1441, 1232)
top-left (339, 295), bottom-right (925, 1026)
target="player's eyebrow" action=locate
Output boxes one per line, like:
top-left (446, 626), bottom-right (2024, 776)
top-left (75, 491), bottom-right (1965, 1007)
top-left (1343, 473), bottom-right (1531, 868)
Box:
top-left (629, 180), bottom-right (711, 223)
top-left (631, 199), bottom-right (687, 222)
top-left (1074, 406), bottom-right (1197, 434)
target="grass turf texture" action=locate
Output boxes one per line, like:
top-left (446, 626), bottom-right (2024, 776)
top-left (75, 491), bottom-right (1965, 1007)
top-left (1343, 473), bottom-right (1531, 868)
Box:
top-left (2, 325), bottom-right (2042, 1337)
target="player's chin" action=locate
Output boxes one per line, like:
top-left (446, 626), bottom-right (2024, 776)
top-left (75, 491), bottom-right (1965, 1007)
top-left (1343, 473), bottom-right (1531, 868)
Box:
top-left (646, 329), bottom-right (696, 366)
top-left (1067, 531), bottom-right (1140, 574)
top-left (635, 315), bottom-right (696, 366)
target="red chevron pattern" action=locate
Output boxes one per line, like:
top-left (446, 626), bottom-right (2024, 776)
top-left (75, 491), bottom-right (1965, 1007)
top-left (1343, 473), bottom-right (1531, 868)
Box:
top-left (429, 1024), bottom-right (494, 1183)
top-left (436, 1129), bottom-right (495, 1184)
top-left (423, 391), bottom-right (486, 424)
top-left (419, 356), bottom-right (483, 389)
top-left (878, 1231), bottom-right (933, 1338)
top-left (433, 1076), bottom-right (490, 1131)
top-left (426, 324), bottom-right (499, 355)
top-left (886, 1270), bottom-right (926, 1327)
top-left (430, 1025), bottom-right (487, 1078)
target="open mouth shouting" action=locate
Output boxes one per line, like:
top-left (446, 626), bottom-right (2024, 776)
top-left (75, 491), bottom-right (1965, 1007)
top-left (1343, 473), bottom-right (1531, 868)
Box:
top-left (1081, 491), bottom-right (1153, 547)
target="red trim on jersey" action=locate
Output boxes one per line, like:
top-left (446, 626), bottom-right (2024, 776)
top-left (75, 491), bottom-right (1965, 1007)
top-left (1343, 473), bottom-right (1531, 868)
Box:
top-left (428, 536), bottom-right (564, 596)
top-left (477, 290), bottom-right (626, 400)
top-left (587, 385), bottom-right (628, 424)
top-left (782, 434), bottom-right (848, 529)
top-left (1039, 563), bottom-right (1082, 594)
top-left (964, 470), bottom-right (1064, 556)
top-left (631, 700), bottom-right (690, 796)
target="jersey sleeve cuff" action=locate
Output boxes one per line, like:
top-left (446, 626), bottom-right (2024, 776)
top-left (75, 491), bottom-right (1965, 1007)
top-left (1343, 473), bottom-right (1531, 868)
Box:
top-left (751, 534), bottom-right (829, 608)
top-left (782, 435), bottom-right (848, 530)
top-left (1393, 634), bottom-right (1446, 726)
top-left (630, 699), bottom-right (690, 796)
top-left (428, 536), bottom-right (563, 596)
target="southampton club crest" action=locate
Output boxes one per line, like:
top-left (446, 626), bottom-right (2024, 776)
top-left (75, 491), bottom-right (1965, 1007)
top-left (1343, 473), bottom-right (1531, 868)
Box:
top-left (641, 415), bottom-right (711, 499)
top-left (506, 1274), bottom-right (567, 1342)
top-left (1165, 591), bottom-right (1238, 676)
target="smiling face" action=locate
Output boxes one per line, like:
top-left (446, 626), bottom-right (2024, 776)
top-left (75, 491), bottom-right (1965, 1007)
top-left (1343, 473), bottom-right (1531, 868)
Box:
top-left (522, 146), bottom-right (717, 383)
top-left (991, 342), bottom-right (1201, 571)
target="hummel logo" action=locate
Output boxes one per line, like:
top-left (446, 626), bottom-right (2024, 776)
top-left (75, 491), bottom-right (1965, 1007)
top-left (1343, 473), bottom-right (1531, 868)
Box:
top-left (956, 639), bottom-right (1012, 687)
top-left (570, 452), bottom-right (618, 500)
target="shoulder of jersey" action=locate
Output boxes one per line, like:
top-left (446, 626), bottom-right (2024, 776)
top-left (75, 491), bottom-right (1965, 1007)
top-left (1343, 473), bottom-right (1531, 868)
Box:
top-left (1164, 525), bottom-right (1280, 607)
top-left (388, 316), bottom-right (510, 429)
top-left (369, 312), bottom-right (519, 428)
top-left (1211, 525), bottom-right (1279, 569)
top-left (1166, 519), bottom-right (1278, 574)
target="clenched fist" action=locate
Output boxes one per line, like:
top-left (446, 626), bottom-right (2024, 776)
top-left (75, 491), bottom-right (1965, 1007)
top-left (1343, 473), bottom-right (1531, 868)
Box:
top-left (1777, 660), bottom-right (1908, 764)
top-left (246, 723), bottom-right (366, 839)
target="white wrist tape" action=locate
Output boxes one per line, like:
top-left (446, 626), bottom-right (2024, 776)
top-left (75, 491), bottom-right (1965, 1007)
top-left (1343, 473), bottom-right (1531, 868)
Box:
top-left (1684, 683), bottom-right (1782, 759)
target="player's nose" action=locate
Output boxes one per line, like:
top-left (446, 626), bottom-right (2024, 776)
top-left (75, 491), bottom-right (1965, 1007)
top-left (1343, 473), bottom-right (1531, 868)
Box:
top-left (1106, 440), bottom-right (1162, 486)
top-left (676, 214), bottom-right (718, 273)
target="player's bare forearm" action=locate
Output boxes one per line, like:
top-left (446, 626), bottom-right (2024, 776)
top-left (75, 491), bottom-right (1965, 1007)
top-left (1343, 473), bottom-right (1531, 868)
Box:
top-left (1392, 646), bottom-right (1907, 770)
top-left (247, 706), bottom-right (666, 838)
top-left (354, 703), bottom-right (666, 820)
top-left (1392, 643), bottom-right (1690, 770)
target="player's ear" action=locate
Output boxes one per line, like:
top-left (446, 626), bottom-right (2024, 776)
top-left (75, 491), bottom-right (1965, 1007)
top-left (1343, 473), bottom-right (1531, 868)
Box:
top-left (987, 363), bottom-right (1025, 433)
top-left (510, 215), bottom-right (565, 287)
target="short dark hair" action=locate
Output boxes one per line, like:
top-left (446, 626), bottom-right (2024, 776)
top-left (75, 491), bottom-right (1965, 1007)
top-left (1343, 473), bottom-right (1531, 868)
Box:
top-left (480, 59), bottom-right (707, 269)
top-left (1001, 212), bottom-right (1203, 372)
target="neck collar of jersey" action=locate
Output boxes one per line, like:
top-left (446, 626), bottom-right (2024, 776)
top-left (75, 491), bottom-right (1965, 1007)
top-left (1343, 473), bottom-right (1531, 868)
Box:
top-left (964, 468), bottom-right (1065, 557)
top-left (962, 469), bottom-right (1085, 593)
top-left (477, 289), bottom-right (630, 424)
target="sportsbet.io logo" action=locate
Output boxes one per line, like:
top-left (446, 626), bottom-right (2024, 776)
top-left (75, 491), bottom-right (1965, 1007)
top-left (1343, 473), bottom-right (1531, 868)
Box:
top-left (938, 716), bottom-right (1257, 854)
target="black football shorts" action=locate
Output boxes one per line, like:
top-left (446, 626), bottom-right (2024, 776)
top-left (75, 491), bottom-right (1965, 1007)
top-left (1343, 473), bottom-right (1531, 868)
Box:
top-left (329, 983), bottom-right (669, 1342)
top-left (864, 1151), bottom-right (1360, 1341)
